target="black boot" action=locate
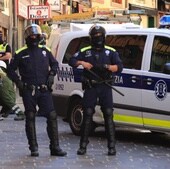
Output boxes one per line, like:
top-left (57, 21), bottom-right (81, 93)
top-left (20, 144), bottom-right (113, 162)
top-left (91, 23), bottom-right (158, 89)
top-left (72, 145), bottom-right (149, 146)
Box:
top-left (47, 111), bottom-right (67, 156)
top-left (1, 106), bottom-right (11, 118)
top-left (108, 147), bottom-right (116, 156)
top-left (25, 111), bottom-right (39, 157)
top-left (77, 108), bottom-right (94, 155)
top-left (50, 146), bottom-right (67, 156)
top-left (30, 147), bottom-right (39, 157)
top-left (103, 108), bottom-right (116, 156)
top-left (77, 148), bottom-right (86, 155)
top-left (77, 142), bottom-right (88, 155)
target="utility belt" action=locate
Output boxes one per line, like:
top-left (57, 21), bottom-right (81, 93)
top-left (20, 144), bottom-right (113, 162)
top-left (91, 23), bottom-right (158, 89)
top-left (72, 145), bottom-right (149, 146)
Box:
top-left (23, 83), bottom-right (48, 95)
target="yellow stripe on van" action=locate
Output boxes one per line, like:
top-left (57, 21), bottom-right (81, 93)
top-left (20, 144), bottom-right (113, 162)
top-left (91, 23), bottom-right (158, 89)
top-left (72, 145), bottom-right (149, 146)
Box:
top-left (114, 114), bottom-right (170, 129)
top-left (143, 118), bottom-right (170, 129)
top-left (114, 114), bottom-right (143, 125)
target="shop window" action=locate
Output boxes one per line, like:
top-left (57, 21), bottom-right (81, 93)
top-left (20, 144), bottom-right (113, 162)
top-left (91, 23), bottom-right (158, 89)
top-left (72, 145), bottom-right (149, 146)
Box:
top-left (72, 1), bottom-right (79, 13)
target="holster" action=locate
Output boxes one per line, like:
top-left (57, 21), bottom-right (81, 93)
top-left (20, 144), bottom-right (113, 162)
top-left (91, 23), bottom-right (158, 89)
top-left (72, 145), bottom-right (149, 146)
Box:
top-left (81, 77), bottom-right (93, 90)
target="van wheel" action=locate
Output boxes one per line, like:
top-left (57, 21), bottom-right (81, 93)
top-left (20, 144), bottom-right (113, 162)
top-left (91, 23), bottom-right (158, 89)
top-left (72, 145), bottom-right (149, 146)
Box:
top-left (68, 98), bottom-right (83, 136)
top-left (68, 98), bottom-right (96, 136)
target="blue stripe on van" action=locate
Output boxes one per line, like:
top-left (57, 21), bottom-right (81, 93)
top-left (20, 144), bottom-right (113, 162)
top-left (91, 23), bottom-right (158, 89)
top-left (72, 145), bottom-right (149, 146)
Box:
top-left (72, 68), bottom-right (170, 92)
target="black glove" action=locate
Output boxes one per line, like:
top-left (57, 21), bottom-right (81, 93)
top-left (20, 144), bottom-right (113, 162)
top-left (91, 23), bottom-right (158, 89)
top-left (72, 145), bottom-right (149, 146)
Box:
top-left (95, 64), bottom-right (108, 72)
top-left (47, 75), bottom-right (54, 92)
top-left (16, 80), bottom-right (24, 96)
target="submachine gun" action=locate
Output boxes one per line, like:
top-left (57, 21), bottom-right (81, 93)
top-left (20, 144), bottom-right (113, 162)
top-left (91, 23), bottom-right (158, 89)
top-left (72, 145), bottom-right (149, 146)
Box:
top-left (86, 68), bottom-right (124, 97)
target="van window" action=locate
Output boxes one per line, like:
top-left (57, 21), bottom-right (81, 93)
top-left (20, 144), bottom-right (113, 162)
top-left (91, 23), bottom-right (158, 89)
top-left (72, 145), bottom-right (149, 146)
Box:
top-left (63, 37), bottom-right (90, 63)
top-left (150, 36), bottom-right (170, 73)
top-left (106, 35), bottom-right (146, 70)
top-left (63, 35), bottom-right (147, 70)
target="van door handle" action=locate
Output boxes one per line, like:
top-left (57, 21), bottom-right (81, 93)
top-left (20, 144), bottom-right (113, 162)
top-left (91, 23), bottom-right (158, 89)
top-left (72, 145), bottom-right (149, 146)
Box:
top-left (143, 78), bottom-right (154, 85)
top-left (130, 76), bottom-right (140, 83)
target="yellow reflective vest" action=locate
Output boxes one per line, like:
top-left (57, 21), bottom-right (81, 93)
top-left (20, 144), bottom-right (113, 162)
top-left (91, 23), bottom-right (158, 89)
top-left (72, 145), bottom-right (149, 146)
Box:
top-left (0, 43), bottom-right (8, 56)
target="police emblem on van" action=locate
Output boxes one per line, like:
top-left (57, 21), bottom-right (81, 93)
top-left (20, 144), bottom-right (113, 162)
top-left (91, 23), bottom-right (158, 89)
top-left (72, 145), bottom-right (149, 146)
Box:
top-left (154, 80), bottom-right (167, 101)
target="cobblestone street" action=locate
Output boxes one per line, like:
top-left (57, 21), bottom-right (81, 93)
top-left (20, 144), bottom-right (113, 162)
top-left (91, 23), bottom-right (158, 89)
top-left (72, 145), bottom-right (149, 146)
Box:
top-left (0, 110), bottom-right (170, 169)
top-left (0, 97), bottom-right (170, 169)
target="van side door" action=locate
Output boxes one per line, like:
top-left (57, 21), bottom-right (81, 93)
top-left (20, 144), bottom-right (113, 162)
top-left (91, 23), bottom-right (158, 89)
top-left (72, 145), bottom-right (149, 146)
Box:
top-left (142, 34), bottom-right (170, 132)
top-left (106, 34), bottom-right (147, 127)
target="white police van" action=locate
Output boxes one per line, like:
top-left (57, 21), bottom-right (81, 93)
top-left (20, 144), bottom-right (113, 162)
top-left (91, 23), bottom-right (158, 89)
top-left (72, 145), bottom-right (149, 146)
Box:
top-left (51, 16), bottom-right (170, 136)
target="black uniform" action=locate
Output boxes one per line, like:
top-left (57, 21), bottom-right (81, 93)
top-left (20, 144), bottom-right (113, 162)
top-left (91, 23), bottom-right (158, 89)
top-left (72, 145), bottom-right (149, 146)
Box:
top-left (69, 45), bottom-right (122, 108)
top-left (8, 45), bottom-right (57, 114)
top-left (7, 24), bottom-right (66, 157)
top-left (69, 25), bottom-right (123, 156)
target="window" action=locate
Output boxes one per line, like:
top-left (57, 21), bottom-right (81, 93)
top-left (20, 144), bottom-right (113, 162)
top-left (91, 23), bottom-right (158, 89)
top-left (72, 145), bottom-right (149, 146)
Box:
top-left (63, 37), bottom-right (90, 63)
top-left (150, 36), bottom-right (170, 73)
top-left (106, 35), bottom-right (146, 69)
top-left (64, 34), bottom-right (147, 70)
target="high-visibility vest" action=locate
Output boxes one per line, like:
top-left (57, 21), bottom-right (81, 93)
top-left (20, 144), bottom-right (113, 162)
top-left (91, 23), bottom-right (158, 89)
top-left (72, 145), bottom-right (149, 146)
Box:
top-left (0, 43), bottom-right (8, 56)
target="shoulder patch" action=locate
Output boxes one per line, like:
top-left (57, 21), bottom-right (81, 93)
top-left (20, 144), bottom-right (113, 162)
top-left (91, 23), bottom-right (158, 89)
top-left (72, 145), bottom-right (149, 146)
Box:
top-left (4, 43), bottom-right (8, 48)
top-left (81, 46), bottom-right (92, 52)
top-left (15, 45), bottom-right (28, 54)
top-left (105, 45), bottom-right (116, 52)
top-left (39, 45), bottom-right (51, 52)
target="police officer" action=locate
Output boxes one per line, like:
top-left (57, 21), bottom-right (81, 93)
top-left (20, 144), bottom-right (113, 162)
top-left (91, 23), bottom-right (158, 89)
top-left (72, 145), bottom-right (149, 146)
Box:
top-left (69, 25), bottom-right (123, 156)
top-left (7, 24), bottom-right (67, 157)
top-left (0, 31), bottom-right (12, 67)
top-left (39, 32), bottom-right (48, 46)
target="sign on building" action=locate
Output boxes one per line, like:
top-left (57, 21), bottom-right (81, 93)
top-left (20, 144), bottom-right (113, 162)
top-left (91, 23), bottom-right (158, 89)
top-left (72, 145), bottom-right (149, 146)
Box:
top-left (47, 0), bottom-right (61, 11)
top-left (18, 0), bottom-right (40, 19)
top-left (18, 0), bottom-right (30, 18)
top-left (28, 5), bottom-right (51, 20)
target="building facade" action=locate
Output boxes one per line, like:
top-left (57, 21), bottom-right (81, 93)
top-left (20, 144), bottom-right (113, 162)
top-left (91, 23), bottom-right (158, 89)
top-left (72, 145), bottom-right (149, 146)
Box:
top-left (0, 0), bottom-right (10, 45)
top-left (1, 0), bottom-right (170, 53)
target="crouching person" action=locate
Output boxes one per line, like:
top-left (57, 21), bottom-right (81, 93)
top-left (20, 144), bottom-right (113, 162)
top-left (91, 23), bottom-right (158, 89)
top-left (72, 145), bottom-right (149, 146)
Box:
top-left (0, 60), bottom-right (24, 121)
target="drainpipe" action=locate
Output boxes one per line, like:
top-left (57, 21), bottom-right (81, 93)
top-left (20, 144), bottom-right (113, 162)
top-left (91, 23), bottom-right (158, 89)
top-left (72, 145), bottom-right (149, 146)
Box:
top-left (12, 0), bottom-right (18, 54)
top-left (8, 0), bottom-right (13, 48)
top-left (70, 0), bottom-right (72, 14)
